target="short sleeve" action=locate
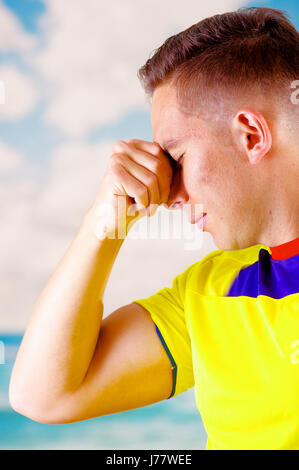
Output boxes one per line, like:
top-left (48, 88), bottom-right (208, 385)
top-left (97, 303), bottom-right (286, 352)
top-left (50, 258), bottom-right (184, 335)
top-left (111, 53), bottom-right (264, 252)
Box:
top-left (130, 263), bottom-right (196, 399)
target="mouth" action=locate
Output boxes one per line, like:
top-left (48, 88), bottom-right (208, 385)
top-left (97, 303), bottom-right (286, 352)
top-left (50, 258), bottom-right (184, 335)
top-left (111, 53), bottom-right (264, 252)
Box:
top-left (190, 212), bottom-right (207, 225)
top-left (196, 213), bottom-right (207, 231)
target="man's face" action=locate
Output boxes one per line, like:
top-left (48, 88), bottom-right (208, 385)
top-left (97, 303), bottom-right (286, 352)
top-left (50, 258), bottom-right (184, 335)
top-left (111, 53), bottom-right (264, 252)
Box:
top-left (151, 83), bottom-right (261, 250)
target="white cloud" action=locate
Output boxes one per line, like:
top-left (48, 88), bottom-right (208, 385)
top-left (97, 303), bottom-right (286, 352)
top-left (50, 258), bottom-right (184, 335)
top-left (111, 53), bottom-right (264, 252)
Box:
top-left (0, 1), bottom-right (36, 52)
top-left (35, 140), bottom-right (113, 228)
top-left (0, 140), bottom-right (24, 173)
top-left (0, 65), bottom-right (39, 120)
top-left (33, 0), bottom-right (242, 137)
top-left (0, 138), bottom-right (216, 332)
top-left (0, 79), bottom-right (4, 104)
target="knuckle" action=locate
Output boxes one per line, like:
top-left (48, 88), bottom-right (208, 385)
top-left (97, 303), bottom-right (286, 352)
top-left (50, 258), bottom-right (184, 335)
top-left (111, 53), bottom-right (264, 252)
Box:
top-left (153, 159), bottom-right (170, 179)
top-left (149, 158), bottom-right (159, 173)
top-left (112, 140), bottom-right (127, 153)
top-left (146, 172), bottom-right (158, 186)
top-left (110, 163), bottom-right (123, 179)
top-left (152, 142), bottom-right (161, 154)
top-left (114, 139), bottom-right (125, 147)
top-left (136, 186), bottom-right (148, 203)
top-left (109, 153), bottom-right (127, 172)
top-left (154, 159), bottom-right (164, 174)
top-left (110, 152), bottom-right (122, 165)
top-left (136, 186), bottom-right (147, 196)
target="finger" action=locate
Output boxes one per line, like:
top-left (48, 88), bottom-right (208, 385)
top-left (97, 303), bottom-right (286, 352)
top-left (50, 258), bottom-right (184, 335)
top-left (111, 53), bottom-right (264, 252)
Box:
top-left (113, 162), bottom-right (149, 208)
top-left (127, 139), bottom-right (172, 170)
top-left (113, 141), bottom-right (172, 205)
top-left (113, 153), bottom-right (160, 207)
top-left (127, 140), bottom-right (174, 204)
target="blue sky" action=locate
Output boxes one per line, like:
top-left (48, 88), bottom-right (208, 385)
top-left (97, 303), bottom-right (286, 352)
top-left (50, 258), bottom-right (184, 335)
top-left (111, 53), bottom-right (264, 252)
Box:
top-left (2, 0), bottom-right (45, 32)
top-left (0, 0), bottom-right (154, 163)
top-left (3, 0), bottom-right (298, 34)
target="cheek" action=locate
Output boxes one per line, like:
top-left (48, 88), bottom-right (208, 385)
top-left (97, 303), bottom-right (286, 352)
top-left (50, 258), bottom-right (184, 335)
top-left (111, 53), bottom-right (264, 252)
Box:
top-left (185, 158), bottom-right (245, 214)
top-left (185, 155), bottom-right (220, 193)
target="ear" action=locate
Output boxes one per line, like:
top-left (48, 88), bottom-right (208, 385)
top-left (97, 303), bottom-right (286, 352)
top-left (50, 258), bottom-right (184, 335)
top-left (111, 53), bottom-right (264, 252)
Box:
top-left (231, 108), bottom-right (272, 164)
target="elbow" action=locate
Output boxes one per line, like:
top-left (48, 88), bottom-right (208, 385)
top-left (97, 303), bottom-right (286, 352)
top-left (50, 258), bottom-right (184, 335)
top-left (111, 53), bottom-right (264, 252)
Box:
top-left (9, 394), bottom-right (42, 423)
top-left (9, 393), bottom-right (58, 424)
top-left (9, 382), bottom-right (71, 425)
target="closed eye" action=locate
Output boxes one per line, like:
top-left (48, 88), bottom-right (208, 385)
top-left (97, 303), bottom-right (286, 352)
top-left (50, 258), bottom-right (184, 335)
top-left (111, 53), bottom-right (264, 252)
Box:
top-left (164, 152), bottom-right (184, 171)
top-left (173, 154), bottom-right (184, 171)
top-left (177, 154), bottom-right (184, 166)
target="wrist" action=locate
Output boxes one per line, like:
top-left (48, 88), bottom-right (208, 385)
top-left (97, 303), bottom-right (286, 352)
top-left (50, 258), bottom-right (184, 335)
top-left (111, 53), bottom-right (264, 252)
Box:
top-left (81, 207), bottom-right (126, 246)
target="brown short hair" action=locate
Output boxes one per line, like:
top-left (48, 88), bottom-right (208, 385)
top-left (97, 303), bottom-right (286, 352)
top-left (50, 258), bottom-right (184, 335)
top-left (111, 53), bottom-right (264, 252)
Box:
top-left (138, 7), bottom-right (299, 116)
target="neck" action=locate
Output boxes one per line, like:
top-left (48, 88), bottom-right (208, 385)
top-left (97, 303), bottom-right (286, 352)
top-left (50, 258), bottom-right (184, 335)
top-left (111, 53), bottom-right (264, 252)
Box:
top-left (254, 149), bottom-right (299, 247)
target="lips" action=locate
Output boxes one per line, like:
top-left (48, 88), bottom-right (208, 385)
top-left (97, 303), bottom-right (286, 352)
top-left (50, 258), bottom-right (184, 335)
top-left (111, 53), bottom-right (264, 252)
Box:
top-left (196, 213), bottom-right (207, 231)
top-left (190, 212), bottom-right (207, 225)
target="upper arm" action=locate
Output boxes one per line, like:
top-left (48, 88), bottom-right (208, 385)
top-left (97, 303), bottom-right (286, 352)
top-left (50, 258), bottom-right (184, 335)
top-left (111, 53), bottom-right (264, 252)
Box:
top-left (50, 302), bottom-right (173, 423)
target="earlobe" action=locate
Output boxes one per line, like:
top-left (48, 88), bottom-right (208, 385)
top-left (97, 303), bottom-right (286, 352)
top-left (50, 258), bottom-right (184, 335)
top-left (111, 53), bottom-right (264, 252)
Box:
top-left (232, 108), bottom-right (272, 165)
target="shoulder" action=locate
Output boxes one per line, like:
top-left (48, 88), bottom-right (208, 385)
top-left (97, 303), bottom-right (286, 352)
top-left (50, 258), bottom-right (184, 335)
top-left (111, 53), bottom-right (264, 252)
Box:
top-left (185, 243), bottom-right (270, 296)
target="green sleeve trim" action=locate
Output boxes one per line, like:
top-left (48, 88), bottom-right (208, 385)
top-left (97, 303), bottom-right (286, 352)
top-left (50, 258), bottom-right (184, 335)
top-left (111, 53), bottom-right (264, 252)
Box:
top-left (154, 324), bottom-right (177, 399)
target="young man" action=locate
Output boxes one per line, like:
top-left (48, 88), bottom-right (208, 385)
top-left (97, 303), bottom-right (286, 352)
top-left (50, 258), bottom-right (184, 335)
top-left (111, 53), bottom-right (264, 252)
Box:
top-left (9, 7), bottom-right (299, 449)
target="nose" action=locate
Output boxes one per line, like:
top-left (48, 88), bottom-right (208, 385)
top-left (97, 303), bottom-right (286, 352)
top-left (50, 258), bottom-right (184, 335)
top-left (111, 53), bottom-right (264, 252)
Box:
top-left (166, 167), bottom-right (189, 209)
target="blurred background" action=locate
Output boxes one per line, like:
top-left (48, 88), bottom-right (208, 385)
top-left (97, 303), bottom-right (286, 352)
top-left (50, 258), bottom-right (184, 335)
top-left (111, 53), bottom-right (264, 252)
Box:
top-left (0, 0), bottom-right (297, 450)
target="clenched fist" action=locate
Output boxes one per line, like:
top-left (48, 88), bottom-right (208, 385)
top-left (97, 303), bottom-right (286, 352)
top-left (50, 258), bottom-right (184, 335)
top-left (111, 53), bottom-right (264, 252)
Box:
top-left (88, 138), bottom-right (174, 239)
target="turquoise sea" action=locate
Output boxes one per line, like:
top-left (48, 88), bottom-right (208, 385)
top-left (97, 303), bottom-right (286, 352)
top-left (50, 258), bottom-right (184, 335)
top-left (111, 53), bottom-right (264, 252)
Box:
top-left (0, 335), bottom-right (207, 450)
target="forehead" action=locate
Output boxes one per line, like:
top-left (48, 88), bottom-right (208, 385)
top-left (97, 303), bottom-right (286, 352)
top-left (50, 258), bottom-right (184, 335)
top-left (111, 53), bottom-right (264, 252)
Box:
top-left (151, 84), bottom-right (201, 146)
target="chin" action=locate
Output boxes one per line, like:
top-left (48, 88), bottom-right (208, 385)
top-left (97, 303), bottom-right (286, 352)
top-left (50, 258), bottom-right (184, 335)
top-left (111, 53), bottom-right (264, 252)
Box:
top-left (211, 233), bottom-right (245, 251)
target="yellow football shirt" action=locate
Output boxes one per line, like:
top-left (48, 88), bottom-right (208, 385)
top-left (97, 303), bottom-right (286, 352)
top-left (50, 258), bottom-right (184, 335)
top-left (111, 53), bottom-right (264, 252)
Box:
top-left (131, 237), bottom-right (299, 450)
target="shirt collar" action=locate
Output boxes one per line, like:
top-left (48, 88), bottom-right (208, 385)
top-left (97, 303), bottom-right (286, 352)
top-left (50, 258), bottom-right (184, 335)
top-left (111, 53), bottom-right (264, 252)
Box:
top-left (270, 237), bottom-right (299, 260)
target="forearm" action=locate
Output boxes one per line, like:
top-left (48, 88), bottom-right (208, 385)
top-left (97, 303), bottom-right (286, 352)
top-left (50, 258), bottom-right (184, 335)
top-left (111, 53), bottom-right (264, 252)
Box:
top-left (9, 208), bottom-right (124, 412)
